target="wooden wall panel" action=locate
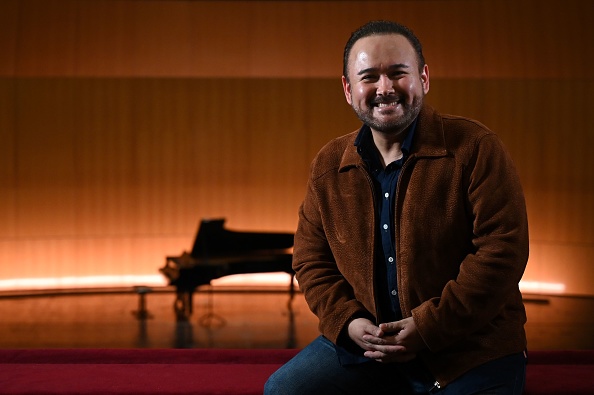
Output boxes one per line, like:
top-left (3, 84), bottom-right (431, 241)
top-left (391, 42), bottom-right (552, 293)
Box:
top-left (0, 1), bottom-right (18, 76)
top-left (528, 243), bottom-right (594, 296)
top-left (427, 79), bottom-right (594, 295)
top-left (428, 80), bottom-right (594, 241)
top-left (1, 0), bottom-right (592, 78)
top-left (476, 1), bottom-right (594, 79)
top-left (1, 0), bottom-right (593, 296)
top-left (2, 77), bottom-right (593, 295)
top-left (0, 79), bottom-right (17, 238)
top-left (7, 78), bottom-right (353, 238)
top-left (0, 79), bottom-right (17, 282)
top-left (15, 79), bottom-right (78, 237)
top-left (0, 78), bottom-right (358, 281)
top-left (12, 0), bottom-right (79, 75)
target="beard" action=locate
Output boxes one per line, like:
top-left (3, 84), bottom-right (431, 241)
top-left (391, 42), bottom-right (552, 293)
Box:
top-left (352, 93), bottom-right (424, 135)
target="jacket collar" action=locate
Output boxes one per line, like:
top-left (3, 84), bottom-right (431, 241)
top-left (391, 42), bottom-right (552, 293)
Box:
top-left (339, 103), bottom-right (448, 171)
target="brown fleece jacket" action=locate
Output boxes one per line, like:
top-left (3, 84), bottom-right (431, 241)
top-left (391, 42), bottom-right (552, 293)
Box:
top-left (293, 104), bottom-right (529, 387)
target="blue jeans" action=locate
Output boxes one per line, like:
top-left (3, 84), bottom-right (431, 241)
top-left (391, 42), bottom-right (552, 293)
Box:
top-left (264, 336), bottom-right (526, 395)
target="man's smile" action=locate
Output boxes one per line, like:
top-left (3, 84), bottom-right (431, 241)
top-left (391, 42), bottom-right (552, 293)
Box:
top-left (376, 102), bottom-right (399, 108)
top-left (373, 96), bottom-right (401, 109)
top-left (373, 97), bottom-right (402, 113)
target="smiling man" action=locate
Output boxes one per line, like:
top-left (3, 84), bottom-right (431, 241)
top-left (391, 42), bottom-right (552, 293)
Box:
top-left (265, 21), bottom-right (529, 394)
top-left (345, 33), bottom-right (427, 141)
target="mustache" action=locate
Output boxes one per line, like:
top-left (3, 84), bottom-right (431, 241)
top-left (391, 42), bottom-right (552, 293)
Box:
top-left (372, 95), bottom-right (402, 105)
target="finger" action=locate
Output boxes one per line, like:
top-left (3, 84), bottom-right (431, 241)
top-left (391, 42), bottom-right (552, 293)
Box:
top-left (363, 350), bottom-right (386, 360)
top-left (362, 335), bottom-right (387, 345)
top-left (379, 321), bottom-right (405, 333)
top-left (365, 325), bottom-right (383, 337)
top-left (367, 352), bottom-right (417, 364)
top-left (364, 344), bottom-right (408, 355)
top-left (356, 320), bottom-right (382, 337)
top-left (363, 334), bottom-right (402, 347)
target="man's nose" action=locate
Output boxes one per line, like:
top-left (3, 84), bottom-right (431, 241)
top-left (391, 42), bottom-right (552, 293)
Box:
top-left (376, 75), bottom-right (394, 95)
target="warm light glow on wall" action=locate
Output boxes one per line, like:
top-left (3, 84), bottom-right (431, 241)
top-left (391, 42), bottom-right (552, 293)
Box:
top-left (0, 275), bottom-right (168, 291)
top-left (0, 273), bottom-right (295, 292)
top-left (518, 281), bottom-right (566, 294)
top-left (0, 274), bottom-right (564, 296)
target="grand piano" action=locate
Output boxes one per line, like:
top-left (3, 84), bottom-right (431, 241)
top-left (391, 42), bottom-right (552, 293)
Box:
top-left (160, 218), bottom-right (295, 321)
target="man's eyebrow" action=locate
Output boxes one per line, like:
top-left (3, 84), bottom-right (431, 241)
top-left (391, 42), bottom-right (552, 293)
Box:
top-left (357, 63), bottom-right (409, 75)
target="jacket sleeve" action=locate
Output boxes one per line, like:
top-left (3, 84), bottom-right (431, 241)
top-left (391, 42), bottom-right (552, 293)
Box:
top-left (292, 167), bottom-right (374, 345)
top-left (412, 132), bottom-right (529, 352)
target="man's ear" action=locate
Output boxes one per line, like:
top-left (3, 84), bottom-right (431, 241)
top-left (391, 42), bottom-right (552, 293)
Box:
top-left (421, 64), bottom-right (430, 94)
top-left (342, 75), bottom-right (352, 105)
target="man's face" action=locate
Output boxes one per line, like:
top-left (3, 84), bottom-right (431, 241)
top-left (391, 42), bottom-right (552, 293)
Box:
top-left (342, 34), bottom-right (430, 136)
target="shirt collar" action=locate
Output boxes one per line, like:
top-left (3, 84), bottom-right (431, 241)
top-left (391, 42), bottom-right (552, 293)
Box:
top-left (354, 118), bottom-right (418, 165)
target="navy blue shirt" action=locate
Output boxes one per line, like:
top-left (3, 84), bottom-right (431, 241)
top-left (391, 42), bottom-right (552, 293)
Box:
top-left (354, 120), bottom-right (417, 323)
top-left (335, 121), bottom-right (417, 366)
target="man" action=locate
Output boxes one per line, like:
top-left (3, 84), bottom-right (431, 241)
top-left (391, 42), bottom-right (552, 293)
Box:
top-left (265, 20), bottom-right (529, 394)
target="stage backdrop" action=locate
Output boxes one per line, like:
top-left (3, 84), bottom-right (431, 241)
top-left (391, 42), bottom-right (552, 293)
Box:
top-left (0, 0), bottom-right (592, 296)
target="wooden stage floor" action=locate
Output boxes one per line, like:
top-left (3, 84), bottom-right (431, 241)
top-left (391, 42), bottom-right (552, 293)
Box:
top-left (0, 287), bottom-right (592, 350)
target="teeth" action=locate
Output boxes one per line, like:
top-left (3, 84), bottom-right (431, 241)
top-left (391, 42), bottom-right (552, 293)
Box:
top-left (377, 102), bottom-right (397, 107)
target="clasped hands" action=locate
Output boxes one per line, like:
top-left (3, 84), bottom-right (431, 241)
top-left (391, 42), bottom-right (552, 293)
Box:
top-left (347, 317), bottom-right (425, 363)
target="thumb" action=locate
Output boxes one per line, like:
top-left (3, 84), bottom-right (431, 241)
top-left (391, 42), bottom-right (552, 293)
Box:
top-left (350, 317), bottom-right (382, 337)
top-left (363, 321), bottom-right (383, 337)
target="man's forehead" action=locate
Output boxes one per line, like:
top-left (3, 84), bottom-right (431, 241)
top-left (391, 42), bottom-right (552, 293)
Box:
top-left (349, 34), bottom-right (415, 68)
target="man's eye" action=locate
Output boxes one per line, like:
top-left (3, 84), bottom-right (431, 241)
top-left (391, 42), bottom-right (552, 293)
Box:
top-left (361, 75), bottom-right (378, 81)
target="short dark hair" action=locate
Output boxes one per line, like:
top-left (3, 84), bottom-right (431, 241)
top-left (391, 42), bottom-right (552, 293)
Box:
top-left (343, 20), bottom-right (425, 82)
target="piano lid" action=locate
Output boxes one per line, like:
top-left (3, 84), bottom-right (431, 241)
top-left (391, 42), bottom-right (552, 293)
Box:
top-left (190, 218), bottom-right (294, 258)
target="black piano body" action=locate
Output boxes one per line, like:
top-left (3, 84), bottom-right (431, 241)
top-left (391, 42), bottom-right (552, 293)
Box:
top-left (160, 218), bottom-right (295, 320)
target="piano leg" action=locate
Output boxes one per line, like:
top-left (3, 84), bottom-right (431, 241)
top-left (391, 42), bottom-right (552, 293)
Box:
top-left (132, 286), bottom-right (153, 320)
top-left (174, 289), bottom-right (194, 321)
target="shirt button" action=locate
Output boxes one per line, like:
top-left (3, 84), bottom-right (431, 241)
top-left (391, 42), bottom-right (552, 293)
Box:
top-left (391, 290), bottom-right (397, 296)
top-left (388, 257), bottom-right (394, 263)
top-left (384, 192), bottom-right (389, 198)
top-left (383, 224), bottom-right (388, 230)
